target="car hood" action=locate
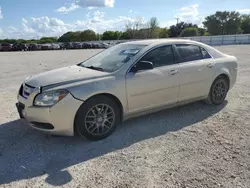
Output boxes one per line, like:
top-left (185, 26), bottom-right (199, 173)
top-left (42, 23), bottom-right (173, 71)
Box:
top-left (25, 65), bottom-right (109, 87)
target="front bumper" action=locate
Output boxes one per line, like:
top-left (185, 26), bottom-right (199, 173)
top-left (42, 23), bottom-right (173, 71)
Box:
top-left (16, 92), bottom-right (83, 136)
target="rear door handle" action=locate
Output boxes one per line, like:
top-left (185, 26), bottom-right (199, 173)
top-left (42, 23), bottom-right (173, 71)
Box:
top-left (207, 63), bottom-right (214, 68)
top-left (169, 70), bottom-right (179, 75)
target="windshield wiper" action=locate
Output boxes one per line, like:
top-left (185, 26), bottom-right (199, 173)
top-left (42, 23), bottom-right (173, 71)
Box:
top-left (83, 65), bottom-right (104, 72)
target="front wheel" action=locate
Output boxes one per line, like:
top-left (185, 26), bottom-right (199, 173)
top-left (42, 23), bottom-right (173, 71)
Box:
top-left (206, 77), bottom-right (229, 105)
top-left (75, 96), bottom-right (121, 141)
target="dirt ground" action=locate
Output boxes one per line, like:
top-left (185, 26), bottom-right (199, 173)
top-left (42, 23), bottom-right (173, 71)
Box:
top-left (0, 46), bottom-right (250, 188)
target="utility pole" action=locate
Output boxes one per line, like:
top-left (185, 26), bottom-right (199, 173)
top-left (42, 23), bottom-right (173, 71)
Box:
top-left (175, 17), bottom-right (180, 25)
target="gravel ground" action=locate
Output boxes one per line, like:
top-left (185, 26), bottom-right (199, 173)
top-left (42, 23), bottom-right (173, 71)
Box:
top-left (0, 46), bottom-right (250, 188)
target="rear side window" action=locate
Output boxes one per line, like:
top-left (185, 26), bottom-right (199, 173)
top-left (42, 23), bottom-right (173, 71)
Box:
top-left (200, 47), bottom-right (212, 59)
top-left (176, 44), bottom-right (203, 63)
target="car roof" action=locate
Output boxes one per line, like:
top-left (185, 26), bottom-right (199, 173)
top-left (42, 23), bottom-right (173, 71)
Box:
top-left (123, 38), bottom-right (226, 59)
top-left (124, 39), bottom-right (197, 46)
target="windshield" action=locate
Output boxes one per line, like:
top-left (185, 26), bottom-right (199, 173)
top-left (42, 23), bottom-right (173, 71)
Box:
top-left (79, 43), bottom-right (147, 72)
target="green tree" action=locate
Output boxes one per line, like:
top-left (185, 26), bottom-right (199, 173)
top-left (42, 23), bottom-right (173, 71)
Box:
top-left (80, 30), bottom-right (97, 41)
top-left (148, 17), bottom-right (159, 38)
top-left (25, 39), bottom-right (38, 44)
top-left (57, 32), bottom-right (78, 42)
top-left (159, 28), bottom-right (169, 38)
top-left (39, 37), bottom-right (57, 44)
top-left (203, 11), bottom-right (241, 35)
top-left (102, 31), bottom-right (122, 40)
top-left (120, 31), bottom-right (132, 39)
top-left (122, 17), bottom-right (162, 39)
top-left (123, 17), bottom-right (145, 39)
top-left (57, 30), bottom-right (96, 42)
top-left (114, 31), bottom-right (122, 40)
top-left (168, 22), bottom-right (197, 37)
top-left (96, 33), bottom-right (102, 40)
top-left (102, 31), bottom-right (114, 40)
top-left (0, 39), bottom-right (17, 43)
top-left (179, 27), bottom-right (198, 37)
top-left (197, 28), bottom-right (206, 36)
top-left (241, 15), bottom-right (250, 34)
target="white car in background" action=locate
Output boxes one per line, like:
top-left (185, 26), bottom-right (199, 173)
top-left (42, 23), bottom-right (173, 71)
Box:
top-left (51, 43), bottom-right (60, 50)
top-left (16, 39), bottom-right (238, 140)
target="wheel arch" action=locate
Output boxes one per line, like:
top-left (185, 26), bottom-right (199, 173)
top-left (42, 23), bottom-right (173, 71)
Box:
top-left (206, 73), bottom-right (230, 105)
top-left (214, 65), bottom-right (231, 88)
top-left (215, 73), bottom-right (230, 88)
top-left (73, 93), bottom-right (124, 133)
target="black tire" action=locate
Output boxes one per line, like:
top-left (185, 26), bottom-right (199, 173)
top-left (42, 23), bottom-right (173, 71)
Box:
top-left (206, 77), bottom-right (229, 105)
top-left (75, 96), bottom-right (121, 141)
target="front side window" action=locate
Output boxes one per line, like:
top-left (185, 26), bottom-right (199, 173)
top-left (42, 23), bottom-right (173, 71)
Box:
top-left (140, 45), bottom-right (175, 67)
top-left (176, 44), bottom-right (203, 63)
top-left (79, 43), bottom-right (147, 72)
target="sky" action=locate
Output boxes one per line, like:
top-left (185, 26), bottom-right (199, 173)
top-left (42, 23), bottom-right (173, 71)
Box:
top-left (0, 0), bottom-right (250, 39)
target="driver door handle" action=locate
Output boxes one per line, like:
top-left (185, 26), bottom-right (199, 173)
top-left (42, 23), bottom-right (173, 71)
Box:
top-left (169, 70), bottom-right (179, 75)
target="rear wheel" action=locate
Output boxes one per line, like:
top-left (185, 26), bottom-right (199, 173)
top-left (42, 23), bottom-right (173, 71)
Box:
top-left (206, 77), bottom-right (229, 105)
top-left (75, 96), bottom-right (121, 141)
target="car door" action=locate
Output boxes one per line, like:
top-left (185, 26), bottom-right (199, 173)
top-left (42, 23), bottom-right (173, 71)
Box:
top-left (174, 44), bottom-right (216, 102)
top-left (126, 45), bottom-right (180, 113)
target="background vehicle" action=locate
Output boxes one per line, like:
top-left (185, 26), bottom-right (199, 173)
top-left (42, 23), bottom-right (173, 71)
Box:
top-left (1, 43), bottom-right (12, 51)
top-left (41, 44), bottom-right (52, 50)
top-left (71, 42), bottom-right (82, 49)
top-left (101, 42), bottom-right (110, 49)
top-left (60, 42), bottom-right (72, 50)
top-left (51, 43), bottom-right (60, 50)
top-left (16, 39), bottom-right (237, 141)
top-left (28, 43), bottom-right (38, 51)
top-left (82, 42), bottom-right (93, 49)
top-left (37, 44), bottom-right (43, 50)
top-left (91, 42), bottom-right (103, 49)
top-left (12, 43), bottom-right (28, 51)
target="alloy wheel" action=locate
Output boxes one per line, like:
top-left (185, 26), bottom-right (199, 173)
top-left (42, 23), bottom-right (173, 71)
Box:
top-left (212, 81), bottom-right (227, 103)
top-left (84, 104), bottom-right (115, 136)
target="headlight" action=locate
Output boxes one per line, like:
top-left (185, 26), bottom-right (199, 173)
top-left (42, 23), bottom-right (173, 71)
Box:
top-left (34, 90), bottom-right (69, 107)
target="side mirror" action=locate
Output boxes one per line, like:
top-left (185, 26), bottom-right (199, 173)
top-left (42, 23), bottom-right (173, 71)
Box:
top-left (131, 61), bottom-right (153, 72)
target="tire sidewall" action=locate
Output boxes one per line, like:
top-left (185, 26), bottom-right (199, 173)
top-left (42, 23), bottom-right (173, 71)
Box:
top-left (75, 96), bottom-right (121, 141)
top-left (210, 78), bottom-right (229, 105)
